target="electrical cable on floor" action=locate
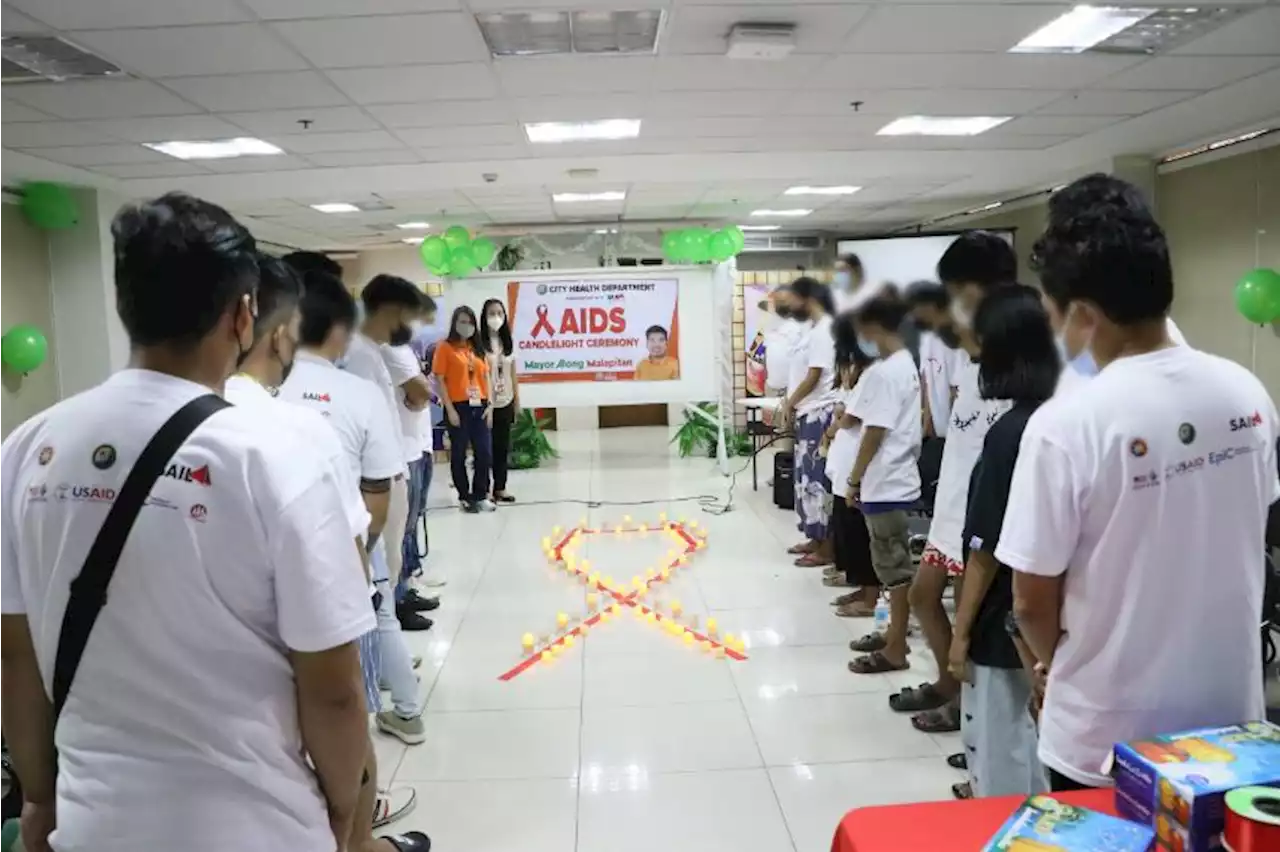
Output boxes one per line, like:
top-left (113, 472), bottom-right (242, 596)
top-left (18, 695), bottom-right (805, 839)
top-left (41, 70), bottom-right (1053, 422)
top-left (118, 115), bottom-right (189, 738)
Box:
top-left (425, 431), bottom-right (796, 517)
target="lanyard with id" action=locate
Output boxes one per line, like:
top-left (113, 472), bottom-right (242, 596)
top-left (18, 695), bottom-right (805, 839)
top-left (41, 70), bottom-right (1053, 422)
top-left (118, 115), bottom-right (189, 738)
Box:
top-left (465, 350), bottom-right (482, 406)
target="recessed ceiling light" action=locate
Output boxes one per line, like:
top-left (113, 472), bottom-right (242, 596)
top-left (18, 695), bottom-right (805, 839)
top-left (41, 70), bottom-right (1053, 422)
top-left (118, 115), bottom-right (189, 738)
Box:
top-left (553, 191), bottom-right (627, 203)
top-left (396, 221), bottom-right (431, 229)
top-left (784, 185), bottom-right (861, 196)
top-left (594, 228), bottom-right (619, 234)
top-left (739, 224), bottom-right (781, 231)
top-left (526, 119), bottom-right (641, 144)
top-left (749, 208), bottom-right (812, 218)
top-left (143, 137), bottom-right (282, 161)
top-left (476, 10), bottom-right (662, 57)
top-left (877, 116), bottom-right (1011, 137)
top-left (311, 202), bottom-right (360, 214)
top-left (401, 236), bottom-right (425, 245)
top-left (1011, 6), bottom-right (1157, 54)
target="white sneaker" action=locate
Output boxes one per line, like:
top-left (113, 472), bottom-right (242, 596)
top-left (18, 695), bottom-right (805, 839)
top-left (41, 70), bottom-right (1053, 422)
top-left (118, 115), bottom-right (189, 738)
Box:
top-left (479, 499), bottom-right (497, 512)
top-left (374, 786), bottom-right (418, 828)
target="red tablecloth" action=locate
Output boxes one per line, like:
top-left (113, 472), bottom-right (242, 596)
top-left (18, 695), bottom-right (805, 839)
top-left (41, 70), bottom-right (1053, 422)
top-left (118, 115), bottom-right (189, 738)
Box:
top-left (831, 789), bottom-right (1116, 852)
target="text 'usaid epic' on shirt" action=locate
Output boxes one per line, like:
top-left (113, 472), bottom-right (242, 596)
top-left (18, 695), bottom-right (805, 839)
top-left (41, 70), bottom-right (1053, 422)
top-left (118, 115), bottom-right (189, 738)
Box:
top-left (995, 346), bottom-right (1280, 787)
top-left (0, 369), bottom-right (375, 852)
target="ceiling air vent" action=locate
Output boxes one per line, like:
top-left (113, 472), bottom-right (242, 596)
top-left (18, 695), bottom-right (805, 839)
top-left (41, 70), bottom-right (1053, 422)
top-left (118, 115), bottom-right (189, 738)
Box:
top-left (476, 9), bottom-right (662, 57)
top-left (1091, 6), bottom-right (1244, 55)
top-left (743, 234), bottom-right (822, 253)
top-left (2, 35), bottom-right (124, 83)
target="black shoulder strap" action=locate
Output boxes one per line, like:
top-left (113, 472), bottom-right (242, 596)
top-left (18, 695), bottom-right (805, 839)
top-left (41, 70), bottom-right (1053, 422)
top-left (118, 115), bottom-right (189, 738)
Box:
top-left (52, 393), bottom-right (231, 721)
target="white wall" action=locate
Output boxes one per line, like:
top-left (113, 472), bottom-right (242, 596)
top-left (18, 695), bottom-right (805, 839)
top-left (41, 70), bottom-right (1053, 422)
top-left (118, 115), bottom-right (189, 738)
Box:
top-left (2, 204), bottom-right (61, 436)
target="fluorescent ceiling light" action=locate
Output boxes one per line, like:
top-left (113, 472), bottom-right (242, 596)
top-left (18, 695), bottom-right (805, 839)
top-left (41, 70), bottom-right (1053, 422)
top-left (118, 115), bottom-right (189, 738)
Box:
top-left (594, 228), bottom-right (619, 234)
top-left (143, 137), bottom-right (282, 161)
top-left (526, 119), bottom-right (641, 144)
top-left (784, 185), bottom-right (860, 196)
top-left (749, 208), bottom-right (812, 218)
top-left (739, 224), bottom-right (781, 231)
top-left (396, 221), bottom-right (431, 229)
top-left (552, 191), bottom-right (626, 203)
top-left (1011, 5), bottom-right (1156, 54)
top-left (877, 116), bottom-right (1011, 137)
top-left (311, 202), bottom-right (360, 214)
top-left (401, 236), bottom-right (425, 244)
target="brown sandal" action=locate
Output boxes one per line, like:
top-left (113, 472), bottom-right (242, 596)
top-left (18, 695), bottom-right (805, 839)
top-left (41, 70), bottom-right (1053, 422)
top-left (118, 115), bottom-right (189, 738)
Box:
top-left (822, 574), bottom-right (854, 587)
top-left (787, 541), bottom-right (816, 555)
top-left (848, 651), bottom-right (909, 674)
top-left (831, 591), bottom-right (861, 606)
top-left (794, 552), bottom-right (834, 568)
top-left (834, 602), bottom-right (877, 618)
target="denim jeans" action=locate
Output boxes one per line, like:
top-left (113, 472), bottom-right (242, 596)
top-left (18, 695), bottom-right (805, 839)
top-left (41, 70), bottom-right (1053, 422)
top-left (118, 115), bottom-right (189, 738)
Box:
top-left (373, 572), bottom-right (424, 719)
top-left (447, 402), bottom-right (492, 503)
top-left (397, 452), bottom-right (431, 603)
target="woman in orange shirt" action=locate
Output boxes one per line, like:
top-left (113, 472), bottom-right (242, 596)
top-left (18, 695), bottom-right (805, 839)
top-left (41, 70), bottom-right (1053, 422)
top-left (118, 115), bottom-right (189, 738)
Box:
top-left (432, 306), bottom-right (493, 513)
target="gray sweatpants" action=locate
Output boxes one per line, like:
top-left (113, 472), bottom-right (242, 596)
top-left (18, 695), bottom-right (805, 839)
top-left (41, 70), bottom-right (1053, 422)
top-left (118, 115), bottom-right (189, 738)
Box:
top-left (961, 664), bottom-right (1047, 797)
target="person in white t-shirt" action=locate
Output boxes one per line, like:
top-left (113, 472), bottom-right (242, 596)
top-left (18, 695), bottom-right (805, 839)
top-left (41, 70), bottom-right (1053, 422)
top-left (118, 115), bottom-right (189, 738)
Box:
top-left (889, 232), bottom-right (1017, 733)
top-left (999, 182), bottom-right (1280, 791)
top-left (904, 281), bottom-right (966, 439)
top-left (229, 254), bottom-right (426, 848)
top-left (342, 275), bottom-right (433, 632)
top-left (779, 277), bottom-right (840, 567)
top-left (0, 194), bottom-right (387, 852)
top-left (846, 295), bottom-right (923, 674)
top-left (277, 267), bottom-right (428, 754)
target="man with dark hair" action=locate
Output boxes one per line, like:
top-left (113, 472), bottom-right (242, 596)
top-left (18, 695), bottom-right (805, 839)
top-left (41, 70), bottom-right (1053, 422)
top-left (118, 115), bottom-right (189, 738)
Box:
top-left (635, 324), bottom-right (680, 380)
top-left (1001, 185), bottom-right (1278, 792)
top-left (904, 281), bottom-right (964, 439)
top-left (282, 249), bottom-right (344, 278)
top-left (846, 295), bottom-right (922, 674)
top-left (937, 230), bottom-right (1017, 332)
top-left (1, 194), bottom-right (376, 852)
top-left (231, 257), bottom-right (426, 849)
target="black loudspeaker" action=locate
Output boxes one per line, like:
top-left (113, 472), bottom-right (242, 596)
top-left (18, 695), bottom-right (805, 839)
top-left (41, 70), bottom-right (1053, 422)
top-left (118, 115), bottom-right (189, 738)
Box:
top-left (773, 451), bottom-right (795, 510)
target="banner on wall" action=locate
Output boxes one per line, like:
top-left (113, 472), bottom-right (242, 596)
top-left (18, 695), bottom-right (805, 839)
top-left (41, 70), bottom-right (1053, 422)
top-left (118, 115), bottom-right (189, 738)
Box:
top-left (742, 273), bottom-right (772, 397)
top-left (507, 276), bottom-right (680, 383)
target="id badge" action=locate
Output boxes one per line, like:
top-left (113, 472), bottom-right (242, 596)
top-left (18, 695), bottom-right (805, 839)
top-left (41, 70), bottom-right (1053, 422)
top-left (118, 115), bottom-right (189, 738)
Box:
top-left (467, 385), bottom-right (482, 407)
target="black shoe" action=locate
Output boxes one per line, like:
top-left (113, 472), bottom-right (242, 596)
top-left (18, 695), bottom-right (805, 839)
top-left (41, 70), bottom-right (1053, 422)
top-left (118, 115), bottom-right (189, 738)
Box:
top-left (401, 589), bottom-right (440, 612)
top-left (380, 831), bottom-right (431, 852)
top-left (462, 501), bottom-right (480, 514)
top-left (398, 611), bottom-right (434, 631)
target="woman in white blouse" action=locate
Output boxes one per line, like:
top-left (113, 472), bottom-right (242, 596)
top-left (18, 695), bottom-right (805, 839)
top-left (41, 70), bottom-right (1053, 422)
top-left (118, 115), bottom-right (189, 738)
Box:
top-left (480, 298), bottom-right (520, 503)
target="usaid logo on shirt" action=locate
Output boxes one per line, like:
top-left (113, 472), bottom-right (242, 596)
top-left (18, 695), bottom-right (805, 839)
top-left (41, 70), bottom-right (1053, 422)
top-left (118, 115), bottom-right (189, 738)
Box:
top-left (54, 483), bottom-right (117, 503)
top-left (303, 391), bottom-right (331, 403)
top-left (1229, 411), bottom-right (1264, 432)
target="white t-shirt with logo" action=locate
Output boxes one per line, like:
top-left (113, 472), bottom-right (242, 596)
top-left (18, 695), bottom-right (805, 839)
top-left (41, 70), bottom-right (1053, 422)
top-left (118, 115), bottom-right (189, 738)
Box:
top-left (766, 319), bottom-right (804, 393)
top-left (0, 369), bottom-right (375, 852)
top-left (995, 346), bottom-right (1279, 786)
top-left (342, 332), bottom-right (406, 475)
top-left (919, 331), bottom-right (966, 436)
top-left (796, 313), bottom-right (839, 416)
top-left (825, 384), bottom-right (863, 500)
top-left (927, 362), bottom-right (1012, 560)
top-left (380, 343), bottom-right (427, 465)
top-left (848, 349), bottom-right (923, 503)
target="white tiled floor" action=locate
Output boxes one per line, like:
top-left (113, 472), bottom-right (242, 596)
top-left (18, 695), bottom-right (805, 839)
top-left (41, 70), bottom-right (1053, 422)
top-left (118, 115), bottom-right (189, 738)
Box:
top-left (383, 426), bottom-right (963, 852)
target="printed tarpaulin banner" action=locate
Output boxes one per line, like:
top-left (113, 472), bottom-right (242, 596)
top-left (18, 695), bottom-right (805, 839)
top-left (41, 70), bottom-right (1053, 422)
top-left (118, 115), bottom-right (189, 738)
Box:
top-left (507, 276), bottom-right (680, 383)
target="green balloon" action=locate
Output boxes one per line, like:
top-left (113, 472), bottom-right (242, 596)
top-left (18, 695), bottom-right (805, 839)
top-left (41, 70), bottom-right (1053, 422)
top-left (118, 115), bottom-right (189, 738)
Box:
top-left (21, 182), bottom-right (79, 230)
top-left (662, 230), bottom-right (683, 261)
top-left (419, 235), bottom-right (449, 269)
top-left (451, 259), bottom-right (473, 279)
top-left (444, 225), bottom-right (470, 249)
top-left (709, 230), bottom-right (736, 262)
top-left (685, 227), bottom-right (712, 263)
top-left (470, 237), bottom-right (497, 268)
top-left (1, 324), bottom-right (48, 373)
top-left (1235, 268), bottom-right (1280, 323)
top-left (723, 225), bottom-right (745, 253)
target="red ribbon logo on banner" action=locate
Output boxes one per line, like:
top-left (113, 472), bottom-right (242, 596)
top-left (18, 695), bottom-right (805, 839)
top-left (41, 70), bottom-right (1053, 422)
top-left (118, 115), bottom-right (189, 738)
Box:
top-left (532, 304), bottom-right (555, 337)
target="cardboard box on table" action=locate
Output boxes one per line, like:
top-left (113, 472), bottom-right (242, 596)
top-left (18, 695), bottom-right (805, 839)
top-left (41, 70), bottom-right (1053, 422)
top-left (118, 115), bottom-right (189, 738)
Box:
top-left (982, 794), bottom-right (1156, 851)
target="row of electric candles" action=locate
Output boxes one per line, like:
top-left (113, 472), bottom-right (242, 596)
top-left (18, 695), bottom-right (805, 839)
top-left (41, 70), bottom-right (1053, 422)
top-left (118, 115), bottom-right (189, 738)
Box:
top-left (520, 605), bottom-right (745, 659)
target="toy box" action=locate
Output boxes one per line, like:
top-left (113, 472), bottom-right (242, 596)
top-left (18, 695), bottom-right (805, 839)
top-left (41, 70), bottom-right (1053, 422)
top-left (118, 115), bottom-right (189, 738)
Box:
top-left (1111, 721), bottom-right (1280, 851)
top-left (982, 795), bottom-right (1156, 852)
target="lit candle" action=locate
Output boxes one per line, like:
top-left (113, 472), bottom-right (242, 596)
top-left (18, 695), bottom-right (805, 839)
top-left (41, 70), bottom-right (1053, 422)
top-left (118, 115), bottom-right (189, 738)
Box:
top-left (556, 612), bottom-right (569, 629)
top-left (705, 617), bottom-right (718, 635)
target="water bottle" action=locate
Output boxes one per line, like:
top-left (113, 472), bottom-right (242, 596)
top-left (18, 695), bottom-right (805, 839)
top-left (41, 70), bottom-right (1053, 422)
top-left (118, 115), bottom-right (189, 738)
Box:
top-left (874, 595), bottom-right (889, 633)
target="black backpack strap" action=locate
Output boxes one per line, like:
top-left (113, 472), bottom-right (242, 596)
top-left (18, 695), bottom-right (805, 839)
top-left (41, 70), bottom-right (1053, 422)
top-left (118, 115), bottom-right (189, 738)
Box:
top-left (51, 393), bottom-right (231, 721)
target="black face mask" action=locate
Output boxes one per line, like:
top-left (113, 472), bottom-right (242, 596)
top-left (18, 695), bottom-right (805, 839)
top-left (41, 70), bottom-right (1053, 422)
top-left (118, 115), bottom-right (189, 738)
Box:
top-left (791, 306), bottom-right (810, 322)
top-left (389, 324), bottom-right (412, 346)
top-left (914, 317), bottom-right (934, 332)
top-left (775, 306), bottom-right (793, 320)
top-left (936, 324), bottom-right (962, 349)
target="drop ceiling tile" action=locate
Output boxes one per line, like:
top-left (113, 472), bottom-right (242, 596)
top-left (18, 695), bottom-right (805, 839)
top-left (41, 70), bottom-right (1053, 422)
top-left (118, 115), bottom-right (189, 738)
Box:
top-left (91, 161), bottom-right (213, 178)
top-left (82, 114), bottom-right (246, 143)
top-left (243, 0), bottom-right (461, 18)
top-left (1, 100), bottom-right (53, 122)
top-left (995, 115), bottom-right (1119, 136)
top-left (222, 106), bottom-right (380, 136)
top-left (367, 100), bottom-right (511, 129)
top-left (165, 71), bottom-right (349, 112)
top-left (415, 144), bottom-right (527, 162)
top-left (650, 55), bottom-right (825, 92)
top-left (327, 63), bottom-right (499, 105)
top-left (667, 4), bottom-right (872, 56)
top-left (272, 13), bottom-right (488, 68)
top-left (642, 116), bottom-right (764, 138)
top-left (496, 55), bottom-right (655, 96)
top-left (1093, 56), bottom-right (1279, 90)
top-left (200, 154), bottom-right (315, 172)
top-left (306, 149), bottom-right (424, 167)
top-left (2, 121), bottom-right (121, 147)
top-left (4, 79), bottom-right (202, 119)
top-left (69, 24), bottom-right (308, 77)
top-left (511, 93), bottom-right (648, 122)
top-left (780, 88), bottom-right (1063, 117)
top-left (841, 4), bottom-right (1065, 54)
top-left (400, 124), bottom-right (522, 147)
top-left (699, 183), bottom-right (792, 203)
top-left (32, 143), bottom-right (171, 166)
top-left (5, 0), bottom-right (252, 29)
top-left (817, 53), bottom-right (1141, 90)
top-left (643, 90), bottom-right (786, 118)
top-left (270, 129), bottom-right (404, 153)
top-left (1035, 89), bottom-right (1201, 116)
top-left (754, 114), bottom-right (886, 137)
top-left (2, 5), bottom-right (48, 33)
top-left (1171, 9), bottom-right (1280, 57)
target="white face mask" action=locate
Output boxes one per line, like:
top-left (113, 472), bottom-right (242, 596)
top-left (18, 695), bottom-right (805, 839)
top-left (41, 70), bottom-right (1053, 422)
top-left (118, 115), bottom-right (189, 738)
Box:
top-left (456, 321), bottom-right (475, 339)
top-left (857, 335), bottom-right (879, 358)
top-left (950, 301), bottom-right (973, 331)
top-left (486, 314), bottom-right (504, 332)
top-left (409, 319), bottom-right (424, 334)
top-left (834, 270), bottom-right (852, 290)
